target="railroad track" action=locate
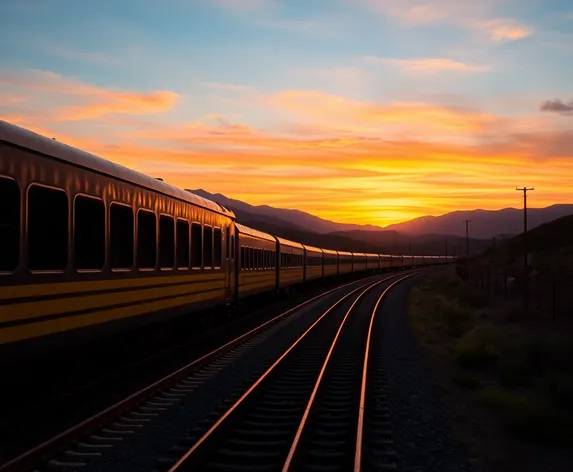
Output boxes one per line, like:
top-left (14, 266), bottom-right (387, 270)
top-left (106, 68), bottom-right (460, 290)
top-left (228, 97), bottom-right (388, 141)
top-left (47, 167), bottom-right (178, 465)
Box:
top-left (165, 272), bottom-right (415, 472)
top-left (0, 273), bottom-right (413, 472)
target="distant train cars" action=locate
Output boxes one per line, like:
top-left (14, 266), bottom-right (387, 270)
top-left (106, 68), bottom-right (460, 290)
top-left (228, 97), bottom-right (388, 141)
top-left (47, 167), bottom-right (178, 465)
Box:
top-left (0, 120), bottom-right (455, 358)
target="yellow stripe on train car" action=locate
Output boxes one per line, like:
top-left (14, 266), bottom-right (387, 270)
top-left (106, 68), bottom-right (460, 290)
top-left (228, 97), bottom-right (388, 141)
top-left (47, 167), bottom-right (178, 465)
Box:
top-left (0, 278), bottom-right (224, 323)
top-left (0, 272), bottom-right (223, 301)
top-left (0, 289), bottom-right (225, 345)
top-left (239, 280), bottom-right (276, 293)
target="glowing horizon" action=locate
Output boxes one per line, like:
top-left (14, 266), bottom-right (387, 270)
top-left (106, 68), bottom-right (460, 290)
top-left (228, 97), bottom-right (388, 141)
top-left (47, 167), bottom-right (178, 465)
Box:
top-left (1, 0), bottom-right (572, 226)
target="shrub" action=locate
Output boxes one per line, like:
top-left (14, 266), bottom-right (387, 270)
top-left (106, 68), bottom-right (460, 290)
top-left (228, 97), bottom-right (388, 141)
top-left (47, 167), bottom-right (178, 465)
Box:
top-left (506, 403), bottom-right (573, 447)
top-left (542, 371), bottom-right (573, 409)
top-left (455, 327), bottom-right (500, 369)
top-left (435, 294), bottom-right (474, 337)
top-left (501, 302), bottom-right (541, 322)
top-left (456, 284), bottom-right (489, 308)
top-left (498, 356), bottom-right (532, 386)
top-left (476, 387), bottom-right (527, 410)
top-left (452, 373), bottom-right (481, 390)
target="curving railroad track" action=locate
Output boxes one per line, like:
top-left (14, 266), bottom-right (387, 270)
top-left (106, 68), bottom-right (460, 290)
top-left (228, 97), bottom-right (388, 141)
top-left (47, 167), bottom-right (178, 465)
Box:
top-left (166, 274), bottom-right (413, 472)
top-left (0, 271), bottom-right (419, 472)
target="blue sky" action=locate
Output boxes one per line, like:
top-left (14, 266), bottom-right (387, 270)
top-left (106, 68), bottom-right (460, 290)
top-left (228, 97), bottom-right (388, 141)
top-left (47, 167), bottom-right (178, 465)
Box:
top-left (1, 0), bottom-right (572, 224)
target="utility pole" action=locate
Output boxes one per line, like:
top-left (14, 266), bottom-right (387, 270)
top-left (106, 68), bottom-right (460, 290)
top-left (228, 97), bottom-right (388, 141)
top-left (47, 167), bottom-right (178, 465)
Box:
top-left (465, 220), bottom-right (471, 259)
top-left (516, 186), bottom-right (534, 305)
top-left (464, 220), bottom-right (471, 281)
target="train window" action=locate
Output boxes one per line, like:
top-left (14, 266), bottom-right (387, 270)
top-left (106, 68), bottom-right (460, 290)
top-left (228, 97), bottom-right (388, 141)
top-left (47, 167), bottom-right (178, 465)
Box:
top-left (0, 177), bottom-right (20, 272)
top-left (240, 246), bottom-right (245, 270)
top-left (225, 227), bottom-right (230, 260)
top-left (74, 195), bottom-right (105, 270)
top-left (110, 203), bottom-right (133, 269)
top-left (214, 228), bottom-right (222, 268)
top-left (231, 235), bottom-right (235, 259)
top-left (176, 219), bottom-right (190, 269)
top-left (159, 215), bottom-right (175, 269)
top-left (27, 185), bottom-right (68, 271)
top-left (191, 223), bottom-right (202, 268)
top-left (203, 226), bottom-right (213, 268)
top-left (137, 209), bottom-right (156, 269)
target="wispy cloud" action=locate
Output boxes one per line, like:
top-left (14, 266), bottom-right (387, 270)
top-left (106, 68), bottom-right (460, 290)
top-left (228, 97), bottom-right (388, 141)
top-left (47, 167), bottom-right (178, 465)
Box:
top-left (0, 69), bottom-right (179, 120)
top-left (205, 0), bottom-right (276, 11)
top-left (357, 0), bottom-right (532, 41)
top-left (476, 18), bottom-right (533, 41)
top-left (2, 68), bottom-right (573, 225)
top-left (41, 43), bottom-right (121, 66)
top-left (363, 56), bottom-right (489, 73)
top-left (540, 99), bottom-right (573, 116)
top-left (268, 89), bottom-right (498, 136)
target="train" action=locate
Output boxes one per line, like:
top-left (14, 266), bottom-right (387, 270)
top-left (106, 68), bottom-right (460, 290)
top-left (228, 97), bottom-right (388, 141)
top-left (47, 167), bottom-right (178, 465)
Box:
top-left (0, 120), bottom-right (455, 359)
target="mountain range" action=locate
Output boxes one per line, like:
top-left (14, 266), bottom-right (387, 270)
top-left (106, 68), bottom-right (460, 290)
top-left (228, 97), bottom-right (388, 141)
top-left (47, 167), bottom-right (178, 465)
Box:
top-left (191, 188), bottom-right (573, 241)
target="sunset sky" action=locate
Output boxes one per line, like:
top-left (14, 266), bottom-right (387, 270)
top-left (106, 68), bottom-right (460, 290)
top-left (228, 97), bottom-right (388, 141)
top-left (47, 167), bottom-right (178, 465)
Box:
top-left (1, 0), bottom-right (572, 226)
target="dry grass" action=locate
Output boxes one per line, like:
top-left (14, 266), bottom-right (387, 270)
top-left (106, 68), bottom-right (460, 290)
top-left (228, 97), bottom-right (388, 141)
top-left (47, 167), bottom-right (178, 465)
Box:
top-left (408, 267), bottom-right (573, 451)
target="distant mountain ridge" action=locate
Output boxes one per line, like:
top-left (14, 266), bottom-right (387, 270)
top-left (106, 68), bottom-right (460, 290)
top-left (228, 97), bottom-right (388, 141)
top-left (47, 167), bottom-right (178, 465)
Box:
top-left (383, 205), bottom-right (573, 239)
top-left (189, 189), bottom-right (573, 240)
top-left (189, 189), bottom-right (384, 234)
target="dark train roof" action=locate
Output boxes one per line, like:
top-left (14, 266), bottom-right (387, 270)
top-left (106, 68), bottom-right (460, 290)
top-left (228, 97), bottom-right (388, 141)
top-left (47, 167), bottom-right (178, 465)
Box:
top-left (0, 120), bottom-right (235, 218)
top-left (235, 223), bottom-right (276, 242)
top-left (302, 244), bottom-right (323, 254)
top-left (276, 236), bottom-right (304, 250)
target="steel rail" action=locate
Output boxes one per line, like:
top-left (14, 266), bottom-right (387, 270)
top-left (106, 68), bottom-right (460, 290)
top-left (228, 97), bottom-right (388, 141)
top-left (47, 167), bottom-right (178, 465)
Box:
top-left (167, 275), bottom-right (401, 471)
top-left (280, 276), bottom-right (391, 471)
top-left (0, 274), bottom-right (384, 472)
top-left (354, 273), bottom-right (416, 472)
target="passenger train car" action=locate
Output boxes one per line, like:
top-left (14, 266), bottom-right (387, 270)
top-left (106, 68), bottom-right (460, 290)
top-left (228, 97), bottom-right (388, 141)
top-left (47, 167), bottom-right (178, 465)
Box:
top-left (0, 120), bottom-right (455, 358)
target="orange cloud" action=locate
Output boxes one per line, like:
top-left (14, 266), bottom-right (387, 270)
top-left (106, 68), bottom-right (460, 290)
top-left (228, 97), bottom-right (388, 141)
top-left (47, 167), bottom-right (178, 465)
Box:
top-left (0, 69), bottom-right (179, 121)
top-left (357, 0), bottom-right (532, 41)
top-left (476, 19), bottom-right (533, 41)
top-left (2, 70), bottom-right (572, 226)
top-left (363, 56), bottom-right (489, 73)
top-left (269, 90), bottom-right (497, 134)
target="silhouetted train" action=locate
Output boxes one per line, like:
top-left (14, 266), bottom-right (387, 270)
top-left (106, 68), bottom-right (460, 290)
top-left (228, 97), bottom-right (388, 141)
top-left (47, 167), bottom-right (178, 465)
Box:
top-left (0, 120), bottom-right (454, 358)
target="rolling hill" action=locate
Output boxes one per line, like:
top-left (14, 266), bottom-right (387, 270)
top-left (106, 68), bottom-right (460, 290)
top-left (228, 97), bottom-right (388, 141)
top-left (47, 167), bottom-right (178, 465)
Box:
top-left (188, 189), bottom-right (488, 255)
top-left (190, 189), bottom-right (383, 233)
top-left (383, 205), bottom-right (573, 239)
top-left (190, 189), bottom-right (573, 240)
top-left (486, 214), bottom-right (573, 270)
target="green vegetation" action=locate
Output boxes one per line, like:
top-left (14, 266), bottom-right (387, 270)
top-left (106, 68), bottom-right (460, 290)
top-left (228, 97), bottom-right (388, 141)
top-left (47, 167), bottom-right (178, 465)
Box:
top-left (408, 267), bottom-right (573, 448)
